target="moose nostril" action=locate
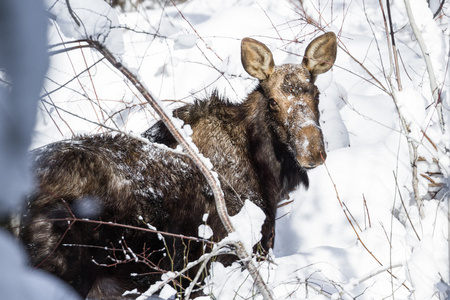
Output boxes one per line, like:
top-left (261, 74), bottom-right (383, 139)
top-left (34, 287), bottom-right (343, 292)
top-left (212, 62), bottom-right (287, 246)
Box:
top-left (307, 157), bottom-right (325, 169)
top-left (304, 162), bottom-right (319, 169)
top-left (308, 162), bottom-right (318, 168)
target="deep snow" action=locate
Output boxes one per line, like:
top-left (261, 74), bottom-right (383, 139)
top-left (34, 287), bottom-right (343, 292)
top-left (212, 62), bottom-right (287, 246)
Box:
top-left (1, 0), bottom-right (449, 299)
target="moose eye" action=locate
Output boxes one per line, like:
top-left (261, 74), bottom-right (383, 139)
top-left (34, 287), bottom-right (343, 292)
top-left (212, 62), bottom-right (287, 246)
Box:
top-left (269, 98), bottom-right (278, 109)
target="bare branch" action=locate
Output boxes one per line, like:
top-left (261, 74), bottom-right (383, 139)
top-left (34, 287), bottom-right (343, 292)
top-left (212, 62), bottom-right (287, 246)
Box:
top-left (403, 0), bottom-right (445, 133)
top-left (385, 0), bottom-right (402, 90)
top-left (432, 0), bottom-right (446, 19)
top-left (379, 0), bottom-right (425, 219)
top-left (65, 0), bottom-right (81, 27)
top-left (44, 217), bottom-right (215, 245)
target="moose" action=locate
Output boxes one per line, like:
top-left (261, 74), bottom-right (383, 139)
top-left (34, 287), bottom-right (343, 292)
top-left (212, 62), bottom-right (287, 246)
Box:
top-left (12, 32), bottom-right (337, 299)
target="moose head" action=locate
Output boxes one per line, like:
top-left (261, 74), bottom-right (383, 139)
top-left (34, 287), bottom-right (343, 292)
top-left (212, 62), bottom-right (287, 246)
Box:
top-left (241, 32), bottom-right (337, 169)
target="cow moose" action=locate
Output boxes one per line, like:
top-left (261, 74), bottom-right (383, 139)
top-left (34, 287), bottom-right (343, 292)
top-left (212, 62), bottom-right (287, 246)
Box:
top-left (12, 32), bottom-right (337, 299)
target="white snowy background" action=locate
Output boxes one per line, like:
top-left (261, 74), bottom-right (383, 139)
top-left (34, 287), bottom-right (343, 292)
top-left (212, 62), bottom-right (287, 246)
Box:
top-left (0, 0), bottom-right (449, 299)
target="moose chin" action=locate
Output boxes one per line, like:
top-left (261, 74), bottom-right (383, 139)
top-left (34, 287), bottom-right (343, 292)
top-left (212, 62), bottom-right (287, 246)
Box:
top-left (10, 32), bottom-right (337, 299)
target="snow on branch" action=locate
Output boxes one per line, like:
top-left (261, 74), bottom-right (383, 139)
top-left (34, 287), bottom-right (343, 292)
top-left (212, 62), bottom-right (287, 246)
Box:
top-left (403, 0), bottom-right (445, 133)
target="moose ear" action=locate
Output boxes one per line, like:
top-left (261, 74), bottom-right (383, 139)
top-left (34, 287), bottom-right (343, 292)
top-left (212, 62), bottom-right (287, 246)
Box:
top-left (241, 37), bottom-right (275, 81)
top-left (302, 32), bottom-right (337, 82)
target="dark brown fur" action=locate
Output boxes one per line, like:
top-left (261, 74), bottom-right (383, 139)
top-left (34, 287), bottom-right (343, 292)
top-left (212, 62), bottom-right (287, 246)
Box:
top-left (13, 34), bottom-right (337, 299)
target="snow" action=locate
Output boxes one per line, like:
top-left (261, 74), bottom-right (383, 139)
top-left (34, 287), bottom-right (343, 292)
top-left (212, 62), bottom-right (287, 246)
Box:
top-left (46, 0), bottom-right (125, 55)
top-left (174, 34), bottom-right (198, 50)
top-left (225, 200), bottom-right (266, 254)
top-left (198, 224), bottom-right (213, 240)
top-left (1, 0), bottom-right (449, 299)
top-left (159, 284), bottom-right (177, 300)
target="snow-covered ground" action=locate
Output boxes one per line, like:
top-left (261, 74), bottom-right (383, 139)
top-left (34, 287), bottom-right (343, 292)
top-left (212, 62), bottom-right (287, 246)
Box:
top-left (4, 0), bottom-right (449, 299)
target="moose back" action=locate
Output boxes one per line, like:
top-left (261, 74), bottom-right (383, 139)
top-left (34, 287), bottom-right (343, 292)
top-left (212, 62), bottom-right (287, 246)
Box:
top-left (14, 33), bottom-right (337, 298)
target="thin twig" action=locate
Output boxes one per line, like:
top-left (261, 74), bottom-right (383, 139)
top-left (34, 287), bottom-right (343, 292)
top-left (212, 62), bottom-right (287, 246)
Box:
top-left (45, 217), bottom-right (215, 245)
top-left (41, 56), bottom-right (105, 98)
top-left (65, 0), bottom-right (80, 27)
top-left (385, 0), bottom-right (402, 90)
top-left (357, 263), bottom-right (403, 285)
top-left (393, 171), bottom-right (422, 241)
top-left (322, 156), bottom-right (411, 292)
top-left (362, 194), bottom-right (372, 229)
top-left (343, 202), bottom-right (362, 232)
top-left (48, 44), bottom-right (93, 56)
top-left (138, 242), bottom-right (230, 300)
top-left (79, 41), bottom-right (105, 123)
top-left (169, 0), bottom-right (222, 62)
top-left (35, 198), bottom-right (76, 268)
top-left (294, 5), bottom-right (389, 93)
top-left (432, 0), bottom-right (446, 19)
top-left (322, 159), bottom-right (383, 267)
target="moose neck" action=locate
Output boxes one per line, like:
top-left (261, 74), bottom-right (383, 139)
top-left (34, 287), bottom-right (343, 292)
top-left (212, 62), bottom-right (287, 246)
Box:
top-left (240, 87), bottom-right (309, 205)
